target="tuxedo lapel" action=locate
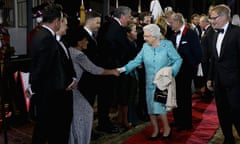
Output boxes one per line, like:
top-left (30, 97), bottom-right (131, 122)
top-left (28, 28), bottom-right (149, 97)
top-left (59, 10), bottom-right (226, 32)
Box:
top-left (178, 26), bottom-right (188, 50)
top-left (57, 41), bottom-right (69, 60)
top-left (172, 35), bottom-right (177, 48)
top-left (178, 36), bottom-right (184, 49)
top-left (84, 28), bottom-right (97, 45)
top-left (212, 31), bottom-right (219, 58)
top-left (178, 33), bottom-right (187, 50)
top-left (219, 25), bottom-right (231, 58)
top-left (202, 26), bottom-right (211, 38)
top-left (91, 33), bottom-right (97, 44)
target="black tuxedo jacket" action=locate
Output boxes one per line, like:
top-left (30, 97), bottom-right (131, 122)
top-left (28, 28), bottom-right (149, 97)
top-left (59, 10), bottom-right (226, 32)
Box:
top-left (195, 25), bottom-right (202, 39)
top-left (171, 26), bottom-right (202, 69)
top-left (97, 18), bottom-right (130, 68)
top-left (77, 26), bottom-right (100, 102)
top-left (29, 27), bottom-right (75, 143)
top-left (56, 39), bottom-right (76, 89)
top-left (208, 24), bottom-right (240, 87)
top-left (80, 26), bottom-right (99, 64)
top-left (30, 27), bottom-right (60, 93)
top-left (200, 25), bottom-right (215, 76)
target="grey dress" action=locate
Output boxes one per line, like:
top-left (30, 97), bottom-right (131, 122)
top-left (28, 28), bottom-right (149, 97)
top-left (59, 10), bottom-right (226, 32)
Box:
top-left (68, 47), bottom-right (104, 144)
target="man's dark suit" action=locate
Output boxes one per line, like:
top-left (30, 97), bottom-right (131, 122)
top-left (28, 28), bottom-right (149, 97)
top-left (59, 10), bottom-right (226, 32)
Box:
top-left (208, 23), bottom-right (240, 142)
top-left (201, 25), bottom-right (215, 77)
top-left (165, 24), bottom-right (174, 40)
top-left (29, 27), bottom-right (75, 143)
top-left (96, 17), bottom-right (130, 131)
top-left (200, 25), bottom-right (215, 97)
top-left (78, 26), bottom-right (99, 106)
top-left (56, 37), bottom-right (76, 142)
top-left (170, 26), bottom-right (202, 130)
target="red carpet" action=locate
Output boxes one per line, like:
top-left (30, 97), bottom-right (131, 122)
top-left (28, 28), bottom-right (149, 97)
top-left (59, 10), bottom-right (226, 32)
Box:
top-left (123, 95), bottom-right (219, 144)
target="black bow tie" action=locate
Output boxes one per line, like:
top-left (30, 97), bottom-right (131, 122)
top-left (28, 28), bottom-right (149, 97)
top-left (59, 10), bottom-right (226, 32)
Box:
top-left (215, 28), bottom-right (224, 33)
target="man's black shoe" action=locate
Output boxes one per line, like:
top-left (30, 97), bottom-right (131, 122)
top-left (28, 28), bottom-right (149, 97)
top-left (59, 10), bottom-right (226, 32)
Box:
top-left (96, 125), bottom-right (120, 133)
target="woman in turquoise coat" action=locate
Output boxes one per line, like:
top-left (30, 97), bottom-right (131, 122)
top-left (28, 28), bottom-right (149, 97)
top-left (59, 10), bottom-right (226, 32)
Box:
top-left (118, 24), bottom-right (182, 140)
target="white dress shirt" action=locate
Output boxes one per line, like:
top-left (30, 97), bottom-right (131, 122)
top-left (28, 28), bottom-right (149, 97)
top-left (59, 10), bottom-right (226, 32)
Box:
top-left (176, 25), bottom-right (185, 49)
top-left (216, 22), bottom-right (229, 56)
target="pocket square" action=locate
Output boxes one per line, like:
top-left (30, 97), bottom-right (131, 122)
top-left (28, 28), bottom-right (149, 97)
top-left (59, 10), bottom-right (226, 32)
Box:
top-left (181, 41), bottom-right (188, 44)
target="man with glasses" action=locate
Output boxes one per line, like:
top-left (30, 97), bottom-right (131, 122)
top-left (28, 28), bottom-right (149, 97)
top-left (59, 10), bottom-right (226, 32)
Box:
top-left (207, 4), bottom-right (240, 144)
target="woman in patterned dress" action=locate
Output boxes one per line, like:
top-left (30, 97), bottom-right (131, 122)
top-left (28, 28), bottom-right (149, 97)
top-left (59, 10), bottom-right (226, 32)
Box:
top-left (68, 27), bottom-right (119, 144)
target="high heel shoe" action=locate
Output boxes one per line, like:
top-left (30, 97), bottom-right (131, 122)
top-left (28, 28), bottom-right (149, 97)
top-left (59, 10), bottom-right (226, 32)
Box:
top-left (162, 128), bottom-right (172, 140)
top-left (148, 132), bottom-right (160, 141)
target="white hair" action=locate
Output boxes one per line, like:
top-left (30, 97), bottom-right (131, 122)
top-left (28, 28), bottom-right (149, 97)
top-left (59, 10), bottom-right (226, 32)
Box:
top-left (143, 24), bottom-right (162, 39)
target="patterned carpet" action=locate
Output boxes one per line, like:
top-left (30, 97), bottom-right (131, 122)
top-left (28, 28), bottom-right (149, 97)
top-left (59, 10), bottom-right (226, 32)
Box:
top-left (123, 96), bottom-right (219, 144)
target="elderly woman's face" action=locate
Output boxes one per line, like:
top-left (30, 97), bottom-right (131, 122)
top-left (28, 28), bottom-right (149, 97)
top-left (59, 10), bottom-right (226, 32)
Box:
top-left (143, 30), bottom-right (156, 45)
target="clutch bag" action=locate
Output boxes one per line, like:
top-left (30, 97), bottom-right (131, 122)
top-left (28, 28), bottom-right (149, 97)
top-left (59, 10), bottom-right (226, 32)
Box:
top-left (154, 88), bottom-right (168, 104)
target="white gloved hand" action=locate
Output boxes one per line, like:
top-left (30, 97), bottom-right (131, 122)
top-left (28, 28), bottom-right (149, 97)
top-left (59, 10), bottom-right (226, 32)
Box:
top-left (117, 67), bottom-right (126, 73)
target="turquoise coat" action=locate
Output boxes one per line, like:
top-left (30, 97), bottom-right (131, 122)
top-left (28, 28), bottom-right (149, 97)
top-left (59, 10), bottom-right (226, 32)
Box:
top-left (125, 40), bottom-right (182, 114)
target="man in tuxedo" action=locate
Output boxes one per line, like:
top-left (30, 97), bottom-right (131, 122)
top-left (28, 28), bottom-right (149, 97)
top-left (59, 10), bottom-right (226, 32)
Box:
top-left (170, 13), bottom-right (202, 131)
top-left (78, 11), bottom-right (101, 107)
top-left (190, 13), bottom-right (202, 39)
top-left (207, 4), bottom-right (240, 144)
top-left (28, 4), bottom-right (77, 144)
top-left (190, 13), bottom-right (203, 91)
top-left (76, 11), bottom-right (102, 139)
top-left (96, 6), bottom-right (131, 133)
top-left (199, 15), bottom-right (215, 99)
top-left (55, 13), bottom-right (77, 142)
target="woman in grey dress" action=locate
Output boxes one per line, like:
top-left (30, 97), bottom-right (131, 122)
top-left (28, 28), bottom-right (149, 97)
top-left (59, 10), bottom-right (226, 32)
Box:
top-left (68, 27), bottom-right (119, 144)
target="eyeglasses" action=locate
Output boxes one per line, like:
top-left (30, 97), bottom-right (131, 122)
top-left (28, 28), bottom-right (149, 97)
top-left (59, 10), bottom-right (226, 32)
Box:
top-left (209, 15), bottom-right (221, 21)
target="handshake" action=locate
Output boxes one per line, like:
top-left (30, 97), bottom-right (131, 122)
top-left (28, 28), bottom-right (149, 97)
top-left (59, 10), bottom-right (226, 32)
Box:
top-left (117, 67), bottom-right (126, 73)
top-left (107, 67), bottom-right (126, 76)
